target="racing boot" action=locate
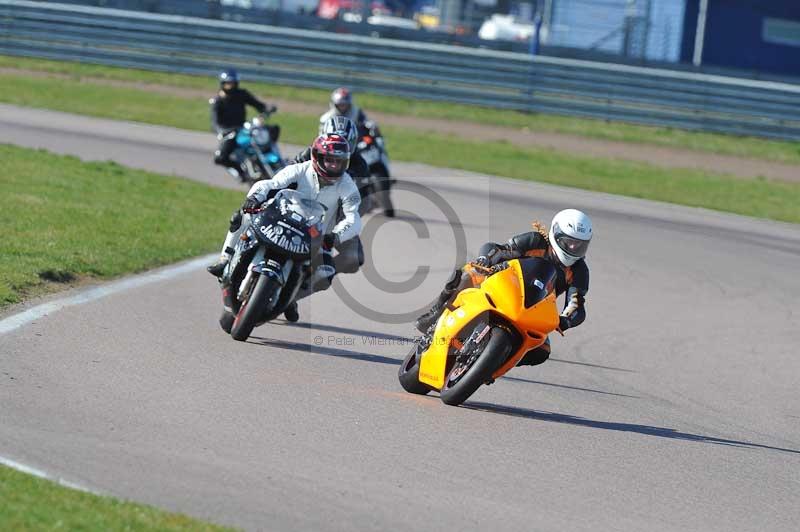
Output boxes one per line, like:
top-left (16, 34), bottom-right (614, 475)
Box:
top-left (414, 291), bottom-right (452, 333)
top-left (284, 301), bottom-right (300, 323)
top-left (414, 269), bottom-right (463, 333)
top-left (207, 246), bottom-right (235, 278)
top-left (208, 213), bottom-right (246, 279)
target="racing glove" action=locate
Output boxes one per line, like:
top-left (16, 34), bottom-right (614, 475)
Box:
top-left (241, 196), bottom-right (262, 214)
top-left (473, 255), bottom-right (491, 268)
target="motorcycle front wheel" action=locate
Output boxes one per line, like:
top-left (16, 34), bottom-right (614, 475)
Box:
top-left (398, 339), bottom-right (433, 395)
top-left (372, 169), bottom-right (394, 216)
top-left (439, 327), bottom-right (512, 406)
top-left (219, 311), bottom-right (235, 333)
top-left (230, 274), bottom-right (280, 341)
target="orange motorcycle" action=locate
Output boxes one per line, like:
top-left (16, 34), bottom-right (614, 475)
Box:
top-left (398, 257), bottom-right (561, 406)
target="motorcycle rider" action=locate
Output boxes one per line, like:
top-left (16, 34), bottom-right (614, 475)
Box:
top-left (415, 209), bottom-right (592, 367)
top-left (319, 88), bottom-right (394, 217)
top-left (210, 68), bottom-right (277, 177)
top-left (319, 87), bottom-right (368, 132)
top-left (207, 133), bottom-right (363, 323)
top-left (291, 116), bottom-right (369, 181)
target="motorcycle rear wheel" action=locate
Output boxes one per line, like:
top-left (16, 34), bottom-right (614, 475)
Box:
top-left (440, 327), bottom-right (512, 406)
top-left (230, 274), bottom-right (279, 341)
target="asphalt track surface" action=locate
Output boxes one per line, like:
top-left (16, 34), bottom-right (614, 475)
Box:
top-left (2, 105), bottom-right (800, 531)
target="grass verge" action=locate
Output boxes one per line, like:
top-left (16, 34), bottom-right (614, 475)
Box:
top-left (392, 129), bottom-right (800, 223)
top-left (0, 464), bottom-right (234, 531)
top-left (2, 72), bottom-right (799, 225)
top-left (2, 54), bottom-right (800, 165)
top-left (0, 144), bottom-right (241, 309)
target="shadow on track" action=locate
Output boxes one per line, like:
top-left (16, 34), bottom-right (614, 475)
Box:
top-left (249, 335), bottom-right (402, 366)
top-left (549, 357), bottom-right (636, 373)
top-left (500, 376), bottom-right (639, 398)
top-left (464, 401), bottom-right (800, 455)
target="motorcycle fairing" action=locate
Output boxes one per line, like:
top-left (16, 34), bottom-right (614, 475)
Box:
top-left (418, 259), bottom-right (560, 390)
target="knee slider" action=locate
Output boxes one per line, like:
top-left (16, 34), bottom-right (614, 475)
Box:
top-left (523, 346), bottom-right (550, 366)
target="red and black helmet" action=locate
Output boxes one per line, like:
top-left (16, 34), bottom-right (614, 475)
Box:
top-left (330, 87), bottom-right (353, 115)
top-left (311, 133), bottom-right (351, 185)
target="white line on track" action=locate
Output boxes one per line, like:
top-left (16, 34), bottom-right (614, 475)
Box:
top-left (0, 455), bottom-right (98, 493)
top-left (0, 254), bottom-right (215, 336)
top-left (1, 254), bottom-right (216, 493)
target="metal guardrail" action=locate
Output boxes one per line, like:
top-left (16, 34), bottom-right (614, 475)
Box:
top-left (3, 0), bottom-right (800, 141)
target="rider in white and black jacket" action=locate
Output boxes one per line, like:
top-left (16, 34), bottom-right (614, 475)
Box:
top-left (208, 134), bottom-right (363, 322)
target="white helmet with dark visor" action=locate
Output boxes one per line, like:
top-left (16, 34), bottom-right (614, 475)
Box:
top-left (549, 209), bottom-right (593, 267)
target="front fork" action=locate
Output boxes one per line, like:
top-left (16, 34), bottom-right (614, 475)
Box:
top-left (237, 247), bottom-right (267, 301)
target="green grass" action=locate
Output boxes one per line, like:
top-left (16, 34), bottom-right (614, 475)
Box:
top-left (0, 73), bottom-right (321, 146)
top-left (0, 144), bottom-right (241, 309)
top-left (3, 54), bottom-right (800, 164)
top-left (0, 464), bottom-right (234, 531)
top-left (387, 128), bottom-right (800, 223)
top-left (2, 65), bottom-right (799, 226)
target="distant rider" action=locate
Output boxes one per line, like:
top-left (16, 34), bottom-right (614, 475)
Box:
top-left (415, 209), bottom-right (593, 367)
top-left (319, 87), bottom-right (368, 133)
top-left (207, 133), bottom-right (363, 323)
top-left (319, 88), bottom-right (394, 217)
top-left (210, 68), bottom-right (276, 177)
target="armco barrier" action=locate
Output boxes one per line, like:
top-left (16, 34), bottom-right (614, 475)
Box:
top-left (2, 0), bottom-right (800, 140)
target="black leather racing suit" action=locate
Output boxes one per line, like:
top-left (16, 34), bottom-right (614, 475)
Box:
top-left (211, 87), bottom-right (268, 169)
top-left (420, 229), bottom-right (590, 366)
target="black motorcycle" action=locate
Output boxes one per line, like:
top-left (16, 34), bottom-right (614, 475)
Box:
top-left (355, 121), bottom-right (394, 217)
top-left (219, 189), bottom-right (326, 341)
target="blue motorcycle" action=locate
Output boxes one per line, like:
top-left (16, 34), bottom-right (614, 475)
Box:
top-left (220, 113), bottom-right (285, 183)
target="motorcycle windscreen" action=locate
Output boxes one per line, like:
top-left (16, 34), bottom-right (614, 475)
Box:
top-left (251, 126), bottom-right (271, 147)
top-left (273, 189), bottom-right (326, 225)
top-left (517, 257), bottom-right (557, 308)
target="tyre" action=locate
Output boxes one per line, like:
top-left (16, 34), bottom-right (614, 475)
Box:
top-left (230, 274), bottom-right (279, 341)
top-left (357, 181), bottom-right (374, 215)
top-left (219, 311), bottom-right (235, 334)
top-left (398, 341), bottom-right (432, 395)
top-left (440, 327), bottom-right (512, 406)
top-left (373, 169), bottom-right (394, 216)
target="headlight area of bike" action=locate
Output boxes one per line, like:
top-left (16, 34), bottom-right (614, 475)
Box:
top-left (251, 127), bottom-right (270, 146)
top-left (245, 213), bottom-right (320, 258)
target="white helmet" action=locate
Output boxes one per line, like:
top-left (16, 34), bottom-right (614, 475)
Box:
top-left (549, 209), bottom-right (593, 267)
